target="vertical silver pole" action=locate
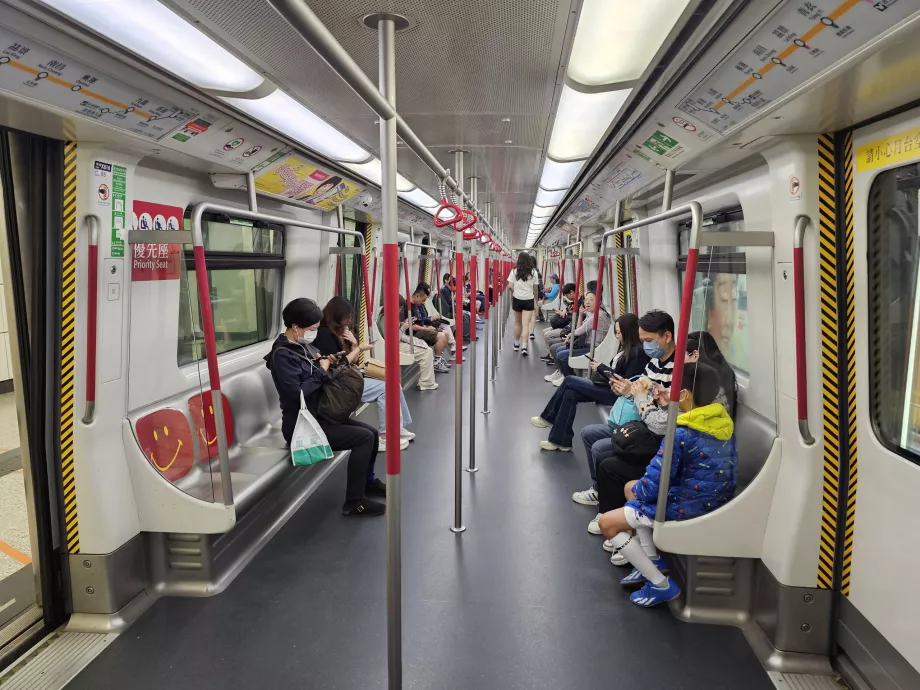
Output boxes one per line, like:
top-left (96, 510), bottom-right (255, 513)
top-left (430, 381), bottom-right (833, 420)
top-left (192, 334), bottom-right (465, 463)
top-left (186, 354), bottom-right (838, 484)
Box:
top-left (378, 16), bottom-right (401, 690)
top-left (661, 168), bottom-right (675, 213)
top-left (468, 177), bottom-right (479, 472)
top-left (451, 149), bottom-right (466, 533)
top-left (589, 200), bottom-right (621, 359)
top-left (246, 171), bottom-right (258, 213)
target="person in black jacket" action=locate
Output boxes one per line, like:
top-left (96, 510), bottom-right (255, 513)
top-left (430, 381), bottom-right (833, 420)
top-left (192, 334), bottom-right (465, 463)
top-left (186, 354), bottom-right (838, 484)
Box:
top-left (532, 313), bottom-right (649, 452)
top-left (265, 298), bottom-right (385, 517)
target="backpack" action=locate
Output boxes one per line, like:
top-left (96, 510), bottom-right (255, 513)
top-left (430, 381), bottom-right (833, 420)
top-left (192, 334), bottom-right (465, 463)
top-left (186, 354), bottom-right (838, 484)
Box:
top-left (317, 361), bottom-right (365, 424)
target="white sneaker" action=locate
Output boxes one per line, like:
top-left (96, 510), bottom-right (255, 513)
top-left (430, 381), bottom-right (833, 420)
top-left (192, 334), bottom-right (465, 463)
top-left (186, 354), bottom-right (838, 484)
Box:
top-left (553, 373), bottom-right (565, 387)
top-left (513, 341), bottom-right (521, 351)
top-left (609, 550), bottom-right (628, 566)
top-left (400, 428), bottom-right (416, 441)
top-left (521, 346), bottom-right (529, 357)
top-left (419, 383), bottom-right (439, 391)
top-left (530, 416), bottom-right (551, 428)
top-left (572, 487), bottom-right (599, 505)
top-left (539, 440), bottom-right (571, 452)
top-left (544, 371), bottom-right (559, 382)
top-left (434, 358), bottom-right (450, 374)
top-left (588, 514), bottom-right (602, 535)
top-left (379, 436), bottom-right (410, 452)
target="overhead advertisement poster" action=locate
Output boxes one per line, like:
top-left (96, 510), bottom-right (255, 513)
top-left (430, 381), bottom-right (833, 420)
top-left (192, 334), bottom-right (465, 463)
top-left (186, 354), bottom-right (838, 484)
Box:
top-left (677, 0), bottom-right (917, 135)
top-left (0, 28), bottom-right (196, 140)
top-left (252, 152), bottom-right (365, 210)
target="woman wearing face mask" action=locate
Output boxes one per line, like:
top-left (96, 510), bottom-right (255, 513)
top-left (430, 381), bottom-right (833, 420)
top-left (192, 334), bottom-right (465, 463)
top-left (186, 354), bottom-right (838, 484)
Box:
top-left (313, 296), bottom-right (414, 452)
top-left (265, 298), bottom-right (385, 517)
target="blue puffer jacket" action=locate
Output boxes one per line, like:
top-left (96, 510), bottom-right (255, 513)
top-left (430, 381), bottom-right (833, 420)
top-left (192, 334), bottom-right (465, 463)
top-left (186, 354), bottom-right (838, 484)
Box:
top-left (626, 403), bottom-right (737, 521)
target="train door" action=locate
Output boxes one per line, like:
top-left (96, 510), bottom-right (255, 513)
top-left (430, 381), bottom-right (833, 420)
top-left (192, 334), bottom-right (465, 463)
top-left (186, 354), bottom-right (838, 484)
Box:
top-left (842, 108), bottom-right (920, 684)
top-left (0, 128), bottom-right (67, 666)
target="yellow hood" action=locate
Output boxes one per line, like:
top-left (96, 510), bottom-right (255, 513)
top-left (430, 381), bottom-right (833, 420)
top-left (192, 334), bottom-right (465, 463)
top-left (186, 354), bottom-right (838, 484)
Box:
top-left (677, 403), bottom-right (733, 440)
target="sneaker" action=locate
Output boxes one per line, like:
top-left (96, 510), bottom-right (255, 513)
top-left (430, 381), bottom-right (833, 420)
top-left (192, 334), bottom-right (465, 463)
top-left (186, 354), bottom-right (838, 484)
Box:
top-left (587, 513), bottom-right (602, 535)
top-left (513, 341), bottom-right (521, 351)
top-left (553, 374), bottom-right (565, 387)
top-left (378, 436), bottom-right (410, 452)
top-left (544, 371), bottom-right (560, 382)
top-left (539, 354), bottom-right (554, 362)
top-left (605, 545), bottom-right (628, 566)
top-left (620, 557), bottom-right (670, 586)
top-left (419, 382), bottom-right (439, 391)
top-left (400, 428), bottom-right (416, 441)
top-left (521, 347), bottom-right (529, 357)
top-left (462, 344), bottom-right (469, 351)
top-left (476, 317), bottom-right (485, 324)
top-left (572, 487), bottom-right (598, 505)
top-left (342, 498), bottom-right (386, 516)
top-left (529, 333), bottom-right (535, 340)
top-left (539, 440), bottom-right (571, 452)
top-left (530, 416), bottom-right (551, 428)
top-left (630, 577), bottom-right (681, 607)
top-left (434, 359), bottom-right (450, 374)
top-left (365, 478), bottom-right (387, 497)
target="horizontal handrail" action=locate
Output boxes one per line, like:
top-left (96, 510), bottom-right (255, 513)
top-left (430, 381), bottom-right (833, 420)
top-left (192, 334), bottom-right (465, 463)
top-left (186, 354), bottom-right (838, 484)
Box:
top-left (189, 202), bottom-right (368, 507)
top-left (793, 215), bottom-right (815, 445)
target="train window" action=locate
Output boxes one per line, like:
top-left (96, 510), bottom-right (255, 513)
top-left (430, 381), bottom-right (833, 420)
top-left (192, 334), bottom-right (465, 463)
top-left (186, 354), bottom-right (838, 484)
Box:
top-left (867, 162), bottom-right (920, 464)
top-left (177, 213), bottom-right (285, 366)
top-left (677, 210), bottom-right (749, 374)
top-left (335, 212), bottom-right (367, 309)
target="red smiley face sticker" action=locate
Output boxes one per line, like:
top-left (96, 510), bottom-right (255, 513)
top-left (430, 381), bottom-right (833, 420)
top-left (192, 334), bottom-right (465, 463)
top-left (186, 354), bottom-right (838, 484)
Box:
top-left (135, 409), bottom-right (195, 482)
top-left (188, 392), bottom-right (234, 461)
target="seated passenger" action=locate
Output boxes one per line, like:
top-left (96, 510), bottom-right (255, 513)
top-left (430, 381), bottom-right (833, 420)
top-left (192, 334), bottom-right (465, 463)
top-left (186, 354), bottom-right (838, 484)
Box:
top-left (598, 361), bottom-right (737, 607)
top-left (686, 331), bottom-right (737, 417)
top-left (439, 273), bottom-right (472, 345)
top-left (545, 292), bottom-right (610, 384)
top-left (415, 281), bottom-right (464, 358)
top-left (266, 298), bottom-right (385, 517)
top-left (542, 280), bottom-right (596, 365)
top-left (378, 296), bottom-right (439, 391)
top-left (544, 274), bottom-right (560, 305)
top-left (408, 283), bottom-right (450, 373)
top-left (580, 310), bottom-right (677, 535)
top-left (314, 296), bottom-right (414, 452)
top-left (541, 282), bottom-right (576, 354)
top-left (533, 313), bottom-right (648, 453)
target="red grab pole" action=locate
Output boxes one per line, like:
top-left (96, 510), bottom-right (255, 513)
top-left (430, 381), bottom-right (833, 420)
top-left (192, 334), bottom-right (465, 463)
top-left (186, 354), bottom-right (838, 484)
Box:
top-left (455, 251), bottom-right (465, 365)
top-left (469, 255), bottom-right (477, 343)
top-left (382, 244), bottom-right (401, 475)
top-left (483, 258), bottom-right (490, 318)
top-left (82, 222), bottom-right (99, 424)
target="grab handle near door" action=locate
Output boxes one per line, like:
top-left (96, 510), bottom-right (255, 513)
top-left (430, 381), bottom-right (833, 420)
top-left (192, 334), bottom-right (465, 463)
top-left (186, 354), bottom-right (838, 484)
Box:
top-left (793, 214), bottom-right (815, 446)
top-left (82, 216), bottom-right (99, 425)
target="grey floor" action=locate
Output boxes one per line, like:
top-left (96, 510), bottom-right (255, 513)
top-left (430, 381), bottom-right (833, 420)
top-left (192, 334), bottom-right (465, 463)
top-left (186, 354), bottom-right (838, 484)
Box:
top-left (67, 323), bottom-right (773, 690)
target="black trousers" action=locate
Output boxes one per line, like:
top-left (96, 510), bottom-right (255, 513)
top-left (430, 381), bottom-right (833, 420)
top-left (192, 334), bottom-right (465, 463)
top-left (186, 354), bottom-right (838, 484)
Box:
top-left (596, 453), bottom-right (653, 514)
top-left (320, 418), bottom-right (380, 505)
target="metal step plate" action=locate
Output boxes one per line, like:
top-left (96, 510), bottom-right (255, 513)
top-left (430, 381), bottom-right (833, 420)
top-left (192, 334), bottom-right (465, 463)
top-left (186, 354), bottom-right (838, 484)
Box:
top-left (0, 630), bottom-right (115, 689)
top-left (769, 672), bottom-right (850, 690)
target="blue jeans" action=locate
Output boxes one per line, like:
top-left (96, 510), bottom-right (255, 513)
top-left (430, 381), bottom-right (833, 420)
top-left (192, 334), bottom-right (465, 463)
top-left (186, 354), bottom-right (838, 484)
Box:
top-left (581, 423), bottom-right (615, 489)
top-left (556, 346), bottom-right (589, 377)
top-left (362, 378), bottom-right (412, 434)
top-left (540, 376), bottom-right (618, 448)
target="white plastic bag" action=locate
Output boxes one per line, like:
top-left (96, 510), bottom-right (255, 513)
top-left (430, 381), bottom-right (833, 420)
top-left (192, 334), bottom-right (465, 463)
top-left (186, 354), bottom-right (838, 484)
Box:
top-left (290, 392), bottom-right (334, 466)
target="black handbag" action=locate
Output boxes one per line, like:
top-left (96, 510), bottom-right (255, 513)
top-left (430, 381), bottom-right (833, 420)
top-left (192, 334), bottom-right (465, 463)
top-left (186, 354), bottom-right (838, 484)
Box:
top-left (609, 420), bottom-right (664, 465)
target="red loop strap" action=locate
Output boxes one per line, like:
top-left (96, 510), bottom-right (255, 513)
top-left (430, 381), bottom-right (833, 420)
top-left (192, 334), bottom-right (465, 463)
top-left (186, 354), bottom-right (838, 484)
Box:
top-left (456, 209), bottom-right (477, 232)
top-left (434, 198), bottom-right (462, 227)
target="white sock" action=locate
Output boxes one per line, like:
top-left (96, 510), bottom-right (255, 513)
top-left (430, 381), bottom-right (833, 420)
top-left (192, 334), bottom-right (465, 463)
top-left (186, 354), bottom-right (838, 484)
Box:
top-left (610, 532), bottom-right (666, 586)
top-left (636, 526), bottom-right (658, 559)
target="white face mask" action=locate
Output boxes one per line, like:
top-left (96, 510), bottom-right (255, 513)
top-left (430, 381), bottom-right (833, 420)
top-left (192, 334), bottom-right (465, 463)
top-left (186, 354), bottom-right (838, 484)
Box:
top-left (302, 330), bottom-right (318, 344)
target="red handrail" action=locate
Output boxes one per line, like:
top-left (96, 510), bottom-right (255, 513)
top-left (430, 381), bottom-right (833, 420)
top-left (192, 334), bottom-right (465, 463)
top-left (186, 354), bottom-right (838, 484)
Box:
top-left (469, 255), bottom-right (477, 343)
top-left (793, 215), bottom-right (815, 445)
top-left (82, 216), bottom-right (99, 424)
top-left (434, 198), bottom-right (462, 227)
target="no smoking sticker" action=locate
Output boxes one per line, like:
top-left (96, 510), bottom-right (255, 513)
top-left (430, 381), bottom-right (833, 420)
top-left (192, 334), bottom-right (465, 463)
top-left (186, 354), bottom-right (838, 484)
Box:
top-left (97, 183), bottom-right (110, 201)
top-left (672, 116), bottom-right (696, 132)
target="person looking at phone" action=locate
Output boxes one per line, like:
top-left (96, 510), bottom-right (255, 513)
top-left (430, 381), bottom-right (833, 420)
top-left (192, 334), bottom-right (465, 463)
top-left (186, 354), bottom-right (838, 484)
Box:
top-left (314, 296), bottom-right (415, 453)
top-left (532, 313), bottom-right (647, 454)
top-left (266, 298), bottom-right (384, 517)
top-left (408, 283), bottom-right (451, 373)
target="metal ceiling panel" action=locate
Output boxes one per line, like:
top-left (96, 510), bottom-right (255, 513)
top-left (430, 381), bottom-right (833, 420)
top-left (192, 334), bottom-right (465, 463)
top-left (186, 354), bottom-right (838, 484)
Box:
top-left (175, 0), bottom-right (576, 244)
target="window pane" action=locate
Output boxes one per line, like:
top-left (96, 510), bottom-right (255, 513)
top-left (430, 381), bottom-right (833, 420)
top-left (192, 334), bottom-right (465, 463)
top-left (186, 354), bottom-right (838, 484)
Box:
top-left (178, 266), bottom-right (282, 366)
top-left (868, 162), bottom-right (920, 459)
top-left (687, 272), bottom-right (748, 374)
top-left (183, 216), bottom-right (283, 255)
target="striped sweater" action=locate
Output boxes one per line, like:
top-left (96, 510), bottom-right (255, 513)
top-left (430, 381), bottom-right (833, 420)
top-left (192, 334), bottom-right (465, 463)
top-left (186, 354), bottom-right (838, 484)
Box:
top-left (627, 353), bottom-right (675, 436)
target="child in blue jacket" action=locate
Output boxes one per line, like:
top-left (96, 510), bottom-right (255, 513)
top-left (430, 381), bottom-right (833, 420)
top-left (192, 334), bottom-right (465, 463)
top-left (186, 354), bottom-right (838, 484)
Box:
top-left (597, 361), bottom-right (737, 607)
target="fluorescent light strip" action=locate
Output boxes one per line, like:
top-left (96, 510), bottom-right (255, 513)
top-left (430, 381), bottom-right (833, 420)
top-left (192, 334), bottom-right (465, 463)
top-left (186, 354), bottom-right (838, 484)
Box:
top-left (38, 0), bottom-right (264, 92)
top-left (535, 187), bottom-right (567, 207)
top-left (547, 85), bottom-right (631, 161)
top-left (532, 205), bottom-right (557, 218)
top-left (540, 158), bottom-right (585, 191)
top-left (224, 90), bottom-right (369, 163)
top-left (398, 187), bottom-right (440, 210)
top-left (343, 158), bottom-right (415, 192)
top-left (567, 0), bottom-right (690, 86)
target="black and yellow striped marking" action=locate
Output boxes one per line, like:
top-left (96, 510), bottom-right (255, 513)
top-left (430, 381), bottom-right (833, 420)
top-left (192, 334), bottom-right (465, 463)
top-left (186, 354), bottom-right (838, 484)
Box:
top-left (615, 232), bottom-right (627, 316)
top-left (62, 141), bottom-right (79, 554)
top-left (359, 223), bottom-right (372, 365)
top-left (840, 132), bottom-right (858, 597)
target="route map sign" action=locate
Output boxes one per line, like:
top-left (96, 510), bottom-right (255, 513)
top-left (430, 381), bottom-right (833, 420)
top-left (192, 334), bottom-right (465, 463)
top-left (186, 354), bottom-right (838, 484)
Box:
top-left (677, 0), bottom-right (916, 134)
top-left (0, 28), bottom-right (196, 141)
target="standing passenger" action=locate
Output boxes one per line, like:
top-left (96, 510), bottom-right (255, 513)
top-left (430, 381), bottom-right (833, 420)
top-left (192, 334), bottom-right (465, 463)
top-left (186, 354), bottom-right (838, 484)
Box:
top-left (507, 253), bottom-right (538, 355)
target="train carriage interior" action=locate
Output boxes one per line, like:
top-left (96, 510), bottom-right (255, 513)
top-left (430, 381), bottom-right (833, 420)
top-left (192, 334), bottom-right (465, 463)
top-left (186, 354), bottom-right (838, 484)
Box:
top-left (0, 0), bottom-right (918, 688)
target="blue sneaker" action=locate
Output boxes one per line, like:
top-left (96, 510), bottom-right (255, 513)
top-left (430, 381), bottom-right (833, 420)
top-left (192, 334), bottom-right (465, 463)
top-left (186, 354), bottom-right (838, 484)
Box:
top-left (619, 557), bottom-right (670, 586)
top-left (630, 577), bottom-right (681, 607)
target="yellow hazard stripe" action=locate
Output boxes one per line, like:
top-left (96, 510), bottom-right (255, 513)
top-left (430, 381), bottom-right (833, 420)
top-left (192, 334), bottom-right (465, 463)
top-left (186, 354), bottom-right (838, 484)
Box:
top-left (841, 132), bottom-right (858, 597)
top-left (615, 232), bottom-right (627, 316)
top-left (61, 141), bottom-right (79, 554)
top-left (817, 133), bottom-right (839, 590)
top-left (359, 223), bottom-right (372, 365)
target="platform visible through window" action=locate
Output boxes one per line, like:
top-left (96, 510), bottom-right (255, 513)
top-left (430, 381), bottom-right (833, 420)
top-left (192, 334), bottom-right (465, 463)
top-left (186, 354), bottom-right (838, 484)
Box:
top-left (867, 162), bottom-right (920, 463)
top-left (178, 214), bottom-right (285, 366)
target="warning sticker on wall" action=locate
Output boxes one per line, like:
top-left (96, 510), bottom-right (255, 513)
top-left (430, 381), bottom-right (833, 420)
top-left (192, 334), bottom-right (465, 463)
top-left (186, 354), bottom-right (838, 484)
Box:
top-left (131, 201), bottom-right (183, 281)
top-left (856, 124), bottom-right (920, 172)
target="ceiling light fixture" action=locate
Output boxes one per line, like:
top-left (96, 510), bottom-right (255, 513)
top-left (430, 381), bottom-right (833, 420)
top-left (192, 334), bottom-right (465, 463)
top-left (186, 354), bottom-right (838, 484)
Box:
top-left (547, 85), bottom-right (631, 161)
top-left (535, 187), bottom-right (567, 207)
top-left (539, 158), bottom-right (585, 191)
top-left (342, 158), bottom-right (415, 191)
top-left (398, 187), bottom-right (440, 210)
top-left (224, 89), bottom-right (370, 163)
top-left (37, 0), bottom-right (265, 93)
